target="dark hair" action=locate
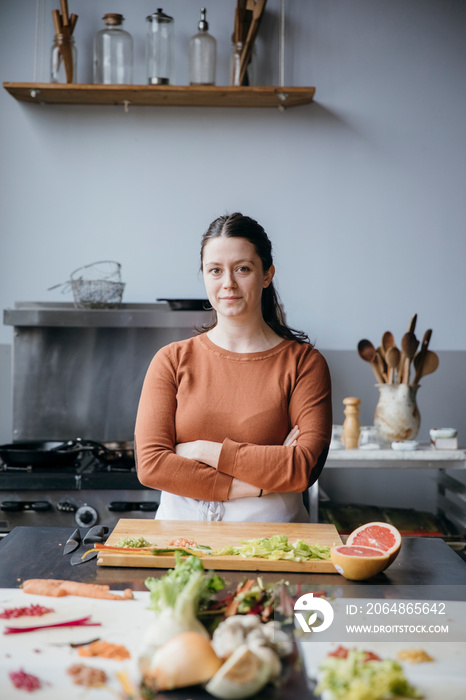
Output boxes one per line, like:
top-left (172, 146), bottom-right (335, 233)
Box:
top-left (199, 212), bottom-right (311, 344)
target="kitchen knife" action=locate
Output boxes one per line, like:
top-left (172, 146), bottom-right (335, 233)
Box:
top-left (63, 527), bottom-right (82, 555)
top-left (70, 525), bottom-right (109, 566)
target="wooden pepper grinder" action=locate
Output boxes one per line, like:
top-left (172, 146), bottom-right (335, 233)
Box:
top-left (343, 397), bottom-right (361, 449)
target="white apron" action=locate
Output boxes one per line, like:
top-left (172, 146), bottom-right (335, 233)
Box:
top-left (155, 491), bottom-right (310, 523)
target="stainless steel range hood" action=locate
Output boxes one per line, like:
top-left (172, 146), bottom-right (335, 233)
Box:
top-left (4, 302), bottom-right (212, 443)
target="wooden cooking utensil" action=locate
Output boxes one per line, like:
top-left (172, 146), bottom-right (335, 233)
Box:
top-left (412, 329), bottom-right (432, 385)
top-left (233, 0), bottom-right (249, 43)
top-left (375, 348), bottom-right (388, 381)
top-left (382, 331), bottom-right (396, 359)
top-left (69, 13), bottom-right (78, 33)
top-left (399, 331), bottom-right (419, 384)
top-left (376, 346), bottom-right (388, 379)
top-left (408, 313), bottom-right (418, 334)
top-left (52, 8), bottom-right (61, 35)
top-left (413, 349), bottom-right (439, 383)
top-left (385, 346), bottom-right (401, 384)
top-left (60, 0), bottom-right (70, 26)
top-left (51, 2), bottom-right (76, 84)
top-left (239, 0), bottom-right (268, 85)
top-left (358, 339), bottom-right (385, 384)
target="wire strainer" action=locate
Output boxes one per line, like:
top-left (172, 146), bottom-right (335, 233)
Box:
top-left (49, 261), bottom-right (125, 309)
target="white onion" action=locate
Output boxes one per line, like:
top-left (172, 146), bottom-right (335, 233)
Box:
top-left (142, 631), bottom-right (222, 691)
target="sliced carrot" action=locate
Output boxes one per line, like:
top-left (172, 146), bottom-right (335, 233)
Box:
top-left (22, 579), bottom-right (69, 597)
top-left (224, 579), bottom-right (256, 617)
top-left (94, 543), bottom-right (199, 556)
top-left (22, 579), bottom-right (133, 601)
top-left (61, 582), bottom-right (133, 600)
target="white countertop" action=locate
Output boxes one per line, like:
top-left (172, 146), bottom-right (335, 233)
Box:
top-left (326, 445), bottom-right (466, 468)
top-left (0, 588), bottom-right (151, 700)
top-left (298, 599), bottom-right (466, 700)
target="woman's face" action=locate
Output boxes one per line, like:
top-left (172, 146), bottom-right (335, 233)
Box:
top-left (202, 236), bottom-right (274, 322)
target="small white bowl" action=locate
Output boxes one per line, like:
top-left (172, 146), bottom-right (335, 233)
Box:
top-left (429, 428), bottom-right (457, 439)
top-left (391, 440), bottom-right (419, 451)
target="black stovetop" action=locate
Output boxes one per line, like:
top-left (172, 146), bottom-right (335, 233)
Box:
top-left (0, 454), bottom-right (142, 491)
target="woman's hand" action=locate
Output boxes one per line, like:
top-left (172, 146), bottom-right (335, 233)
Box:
top-left (283, 425), bottom-right (299, 446)
top-left (175, 440), bottom-right (221, 468)
top-left (228, 478), bottom-right (262, 500)
top-left (227, 428), bottom-right (299, 500)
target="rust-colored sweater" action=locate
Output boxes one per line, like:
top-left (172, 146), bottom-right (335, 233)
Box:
top-left (135, 333), bottom-right (332, 502)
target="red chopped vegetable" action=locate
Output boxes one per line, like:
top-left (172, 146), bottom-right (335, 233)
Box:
top-left (328, 645), bottom-right (349, 658)
top-left (0, 604), bottom-right (54, 619)
top-left (4, 615), bottom-right (101, 635)
top-left (9, 669), bottom-right (43, 692)
top-left (327, 646), bottom-right (381, 662)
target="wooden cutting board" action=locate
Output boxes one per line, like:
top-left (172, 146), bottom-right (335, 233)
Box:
top-left (97, 519), bottom-right (342, 572)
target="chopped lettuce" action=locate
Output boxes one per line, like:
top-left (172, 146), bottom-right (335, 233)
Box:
top-left (145, 553), bottom-right (224, 614)
top-left (316, 649), bottom-right (422, 700)
top-left (142, 555), bottom-right (225, 648)
top-left (213, 535), bottom-right (330, 562)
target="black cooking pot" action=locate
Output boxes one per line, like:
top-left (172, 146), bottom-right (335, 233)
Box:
top-left (0, 441), bottom-right (85, 468)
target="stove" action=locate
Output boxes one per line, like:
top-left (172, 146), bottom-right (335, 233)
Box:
top-left (0, 449), bottom-right (159, 533)
top-left (1, 302), bottom-right (211, 533)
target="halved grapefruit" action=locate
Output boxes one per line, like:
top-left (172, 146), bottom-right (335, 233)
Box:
top-left (346, 522), bottom-right (402, 567)
top-left (330, 545), bottom-right (389, 580)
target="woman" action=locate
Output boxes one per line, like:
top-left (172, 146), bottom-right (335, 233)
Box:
top-left (135, 213), bottom-right (332, 522)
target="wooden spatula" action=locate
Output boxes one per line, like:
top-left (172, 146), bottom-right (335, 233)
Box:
top-left (412, 329), bottom-right (432, 385)
top-left (239, 0), bottom-right (268, 85)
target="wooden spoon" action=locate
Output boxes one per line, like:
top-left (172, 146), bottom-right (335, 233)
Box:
top-left (358, 339), bottom-right (385, 384)
top-left (412, 329), bottom-right (432, 385)
top-left (385, 346), bottom-right (401, 384)
top-left (376, 346), bottom-right (388, 375)
top-left (399, 332), bottom-right (419, 384)
top-left (382, 331), bottom-right (396, 358)
top-left (413, 349), bottom-right (439, 383)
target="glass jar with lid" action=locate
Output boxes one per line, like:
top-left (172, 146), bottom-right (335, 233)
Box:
top-left (93, 13), bottom-right (133, 84)
top-left (146, 8), bottom-right (174, 85)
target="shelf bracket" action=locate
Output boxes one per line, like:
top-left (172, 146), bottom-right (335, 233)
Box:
top-left (277, 92), bottom-right (289, 112)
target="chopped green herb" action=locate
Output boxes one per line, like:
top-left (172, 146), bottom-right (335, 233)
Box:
top-left (114, 536), bottom-right (155, 548)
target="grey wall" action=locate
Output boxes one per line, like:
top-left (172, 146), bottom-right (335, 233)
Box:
top-left (1, 1), bottom-right (465, 511)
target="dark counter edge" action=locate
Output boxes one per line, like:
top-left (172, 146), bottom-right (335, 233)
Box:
top-left (1, 527), bottom-right (465, 597)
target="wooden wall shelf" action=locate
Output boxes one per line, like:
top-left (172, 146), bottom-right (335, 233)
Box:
top-left (3, 83), bottom-right (315, 109)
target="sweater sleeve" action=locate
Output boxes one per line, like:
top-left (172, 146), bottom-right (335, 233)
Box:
top-left (134, 345), bottom-right (233, 501)
top-left (217, 348), bottom-right (332, 493)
